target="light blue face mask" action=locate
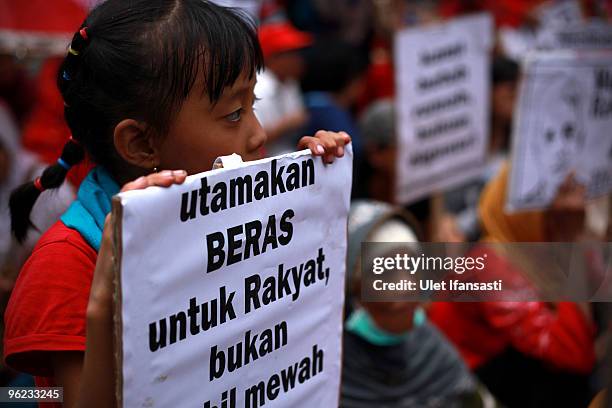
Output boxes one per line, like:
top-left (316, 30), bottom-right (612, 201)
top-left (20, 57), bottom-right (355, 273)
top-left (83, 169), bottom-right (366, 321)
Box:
top-left (345, 307), bottom-right (426, 346)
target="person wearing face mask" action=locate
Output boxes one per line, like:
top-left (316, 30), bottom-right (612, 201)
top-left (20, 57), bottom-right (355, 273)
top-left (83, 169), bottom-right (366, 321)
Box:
top-left (341, 200), bottom-right (491, 408)
top-left (254, 21), bottom-right (312, 156)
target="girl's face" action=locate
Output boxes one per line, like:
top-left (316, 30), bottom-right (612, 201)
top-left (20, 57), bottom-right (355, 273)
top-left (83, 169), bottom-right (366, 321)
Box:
top-left (157, 71), bottom-right (267, 175)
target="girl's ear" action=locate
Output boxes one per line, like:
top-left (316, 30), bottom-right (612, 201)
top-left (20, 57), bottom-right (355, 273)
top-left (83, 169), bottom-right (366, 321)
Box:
top-left (113, 119), bottom-right (159, 169)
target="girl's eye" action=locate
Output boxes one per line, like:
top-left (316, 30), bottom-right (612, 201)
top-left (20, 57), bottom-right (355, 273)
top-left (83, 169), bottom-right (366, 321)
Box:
top-left (226, 108), bottom-right (242, 122)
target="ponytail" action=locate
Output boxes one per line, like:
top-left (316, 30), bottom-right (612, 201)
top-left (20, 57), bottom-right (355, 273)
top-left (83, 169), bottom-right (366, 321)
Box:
top-left (10, 25), bottom-right (91, 243)
top-left (10, 138), bottom-right (85, 242)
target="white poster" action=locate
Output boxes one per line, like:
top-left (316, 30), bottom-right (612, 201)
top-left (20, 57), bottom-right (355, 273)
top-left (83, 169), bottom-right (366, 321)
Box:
top-left (114, 148), bottom-right (352, 407)
top-left (536, 21), bottom-right (612, 50)
top-left (508, 52), bottom-right (612, 211)
top-left (394, 13), bottom-right (493, 204)
top-left (536, 0), bottom-right (583, 30)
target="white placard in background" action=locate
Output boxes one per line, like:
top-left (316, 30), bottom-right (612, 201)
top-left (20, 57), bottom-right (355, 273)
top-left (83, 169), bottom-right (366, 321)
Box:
top-left (394, 13), bottom-right (493, 204)
top-left (508, 52), bottom-right (612, 211)
top-left (536, 21), bottom-right (612, 50)
top-left (115, 148), bottom-right (352, 407)
top-left (210, 0), bottom-right (263, 20)
top-left (536, 0), bottom-right (583, 30)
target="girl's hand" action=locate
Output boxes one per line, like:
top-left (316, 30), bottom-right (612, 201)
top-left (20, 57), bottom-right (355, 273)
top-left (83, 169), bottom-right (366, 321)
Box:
top-left (298, 130), bottom-right (351, 164)
top-left (120, 170), bottom-right (188, 193)
top-left (89, 170), bottom-right (188, 313)
top-left (79, 170), bottom-right (186, 408)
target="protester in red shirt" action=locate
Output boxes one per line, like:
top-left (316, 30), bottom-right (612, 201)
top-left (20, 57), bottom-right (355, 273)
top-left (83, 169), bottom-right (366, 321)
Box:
top-left (429, 164), bottom-right (596, 407)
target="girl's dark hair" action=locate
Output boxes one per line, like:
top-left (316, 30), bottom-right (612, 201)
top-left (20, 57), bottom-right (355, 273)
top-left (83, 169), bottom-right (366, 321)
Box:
top-left (10, 0), bottom-right (263, 243)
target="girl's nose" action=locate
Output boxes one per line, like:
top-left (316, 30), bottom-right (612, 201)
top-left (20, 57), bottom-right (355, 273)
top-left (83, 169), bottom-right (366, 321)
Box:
top-left (247, 116), bottom-right (267, 153)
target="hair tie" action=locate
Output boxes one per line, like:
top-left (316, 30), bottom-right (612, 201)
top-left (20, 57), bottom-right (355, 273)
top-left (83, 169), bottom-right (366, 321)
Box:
top-left (79, 27), bottom-right (89, 41)
top-left (62, 70), bottom-right (71, 81)
top-left (33, 177), bottom-right (45, 192)
top-left (68, 46), bottom-right (80, 56)
top-left (69, 135), bottom-right (81, 146)
top-left (57, 158), bottom-right (72, 171)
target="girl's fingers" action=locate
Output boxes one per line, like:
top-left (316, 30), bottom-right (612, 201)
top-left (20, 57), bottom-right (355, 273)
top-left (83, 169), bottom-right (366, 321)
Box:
top-left (321, 131), bottom-right (350, 158)
top-left (94, 170), bottom-right (188, 300)
top-left (298, 136), bottom-right (325, 156)
top-left (92, 170), bottom-right (189, 311)
top-left (299, 131), bottom-right (352, 162)
top-left (121, 170), bottom-right (187, 193)
top-left (339, 131), bottom-right (352, 144)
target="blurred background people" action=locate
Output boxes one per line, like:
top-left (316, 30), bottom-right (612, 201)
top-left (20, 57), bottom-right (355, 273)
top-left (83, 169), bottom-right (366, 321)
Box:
top-left (0, 100), bottom-right (73, 301)
top-left (343, 200), bottom-right (490, 408)
top-left (299, 38), bottom-right (369, 189)
top-left (440, 56), bottom-right (520, 242)
top-left (285, 0), bottom-right (374, 50)
top-left (354, 99), bottom-right (397, 202)
top-left (300, 39), bottom-right (368, 160)
top-left (429, 164), bottom-right (597, 407)
top-left (255, 21), bottom-right (312, 156)
top-left (0, 55), bottom-right (36, 128)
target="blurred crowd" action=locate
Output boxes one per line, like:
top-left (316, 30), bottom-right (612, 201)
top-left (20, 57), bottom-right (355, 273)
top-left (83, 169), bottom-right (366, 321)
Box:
top-left (0, 0), bottom-right (611, 407)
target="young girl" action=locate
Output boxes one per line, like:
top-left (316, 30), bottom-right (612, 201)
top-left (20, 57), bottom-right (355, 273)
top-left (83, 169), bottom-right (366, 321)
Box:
top-left (5, 1), bottom-right (350, 407)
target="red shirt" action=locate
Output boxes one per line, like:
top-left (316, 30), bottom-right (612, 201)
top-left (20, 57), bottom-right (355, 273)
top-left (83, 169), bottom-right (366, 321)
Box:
top-left (357, 38), bottom-right (395, 114)
top-left (429, 247), bottom-right (596, 374)
top-left (4, 221), bottom-right (96, 406)
top-left (438, 0), bottom-right (546, 27)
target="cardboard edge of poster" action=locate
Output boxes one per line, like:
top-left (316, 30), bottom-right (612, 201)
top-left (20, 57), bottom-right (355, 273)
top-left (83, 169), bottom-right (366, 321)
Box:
top-left (111, 196), bottom-right (124, 408)
top-left (337, 155), bottom-right (354, 406)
